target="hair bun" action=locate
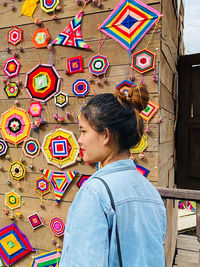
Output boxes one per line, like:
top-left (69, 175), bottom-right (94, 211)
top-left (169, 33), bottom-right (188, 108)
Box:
top-left (114, 84), bottom-right (149, 112)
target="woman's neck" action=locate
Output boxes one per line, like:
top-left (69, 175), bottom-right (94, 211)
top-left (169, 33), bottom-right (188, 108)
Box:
top-left (101, 150), bottom-right (130, 167)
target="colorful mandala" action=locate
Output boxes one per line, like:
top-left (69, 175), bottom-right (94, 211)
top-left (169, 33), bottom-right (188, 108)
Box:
top-left (22, 137), bottom-right (41, 158)
top-left (0, 223), bottom-right (33, 266)
top-left (100, 0), bottom-right (162, 52)
top-left (40, 0), bottom-right (59, 13)
top-left (5, 191), bottom-right (21, 210)
top-left (135, 163), bottom-right (150, 177)
top-left (132, 49), bottom-right (156, 74)
top-left (32, 28), bottom-right (50, 48)
top-left (28, 102), bottom-right (43, 117)
top-left (41, 169), bottom-right (77, 202)
top-left (49, 217), bottom-right (65, 237)
top-left (67, 55), bottom-right (84, 74)
top-left (42, 129), bottom-right (79, 169)
top-left (25, 64), bottom-right (61, 102)
top-left (130, 135), bottom-right (148, 154)
top-left (77, 175), bottom-right (90, 188)
top-left (72, 79), bottom-right (89, 97)
top-left (28, 212), bottom-right (43, 230)
top-left (7, 26), bottom-right (23, 46)
top-left (140, 100), bottom-right (159, 121)
top-left (35, 176), bottom-right (51, 196)
top-left (9, 161), bottom-right (25, 180)
top-left (0, 139), bottom-right (8, 156)
top-left (88, 54), bottom-right (109, 76)
top-left (30, 250), bottom-right (61, 266)
top-left (0, 107), bottom-right (31, 145)
top-left (3, 57), bottom-right (21, 78)
top-left (4, 82), bottom-right (19, 98)
top-left (54, 92), bottom-right (68, 108)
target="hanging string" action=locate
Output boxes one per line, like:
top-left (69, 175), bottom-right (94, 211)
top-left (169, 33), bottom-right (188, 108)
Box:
top-left (56, 249), bottom-right (60, 267)
top-left (145, 18), bottom-right (161, 50)
top-left (98, 33), bottom-right (107, 54)
top-left (80, 1), bottom-right (87, 12)
top-left (80, 46), bottom-right (89, 57)
top-left (49, 49), bottom-right (54, 66)
top-left (126, 51), bottom-right (132, 80)
top-left (35, 48), bottom-right (41, 64)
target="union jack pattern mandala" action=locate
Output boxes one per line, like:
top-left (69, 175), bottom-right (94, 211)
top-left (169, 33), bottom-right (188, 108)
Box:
top-left (53, 11), bottom-right (90, 49)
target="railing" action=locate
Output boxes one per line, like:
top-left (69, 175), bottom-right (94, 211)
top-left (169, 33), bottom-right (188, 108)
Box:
top-left (156, 187), bottom-right (200, 242)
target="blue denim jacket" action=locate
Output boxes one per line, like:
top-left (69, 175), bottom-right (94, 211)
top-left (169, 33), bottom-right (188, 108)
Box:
top-left (59, 159), bottom-right (166, 267)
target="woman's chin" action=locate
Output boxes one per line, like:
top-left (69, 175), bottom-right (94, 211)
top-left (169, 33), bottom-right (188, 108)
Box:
top-left (83, 156), bottom-right (96, 164)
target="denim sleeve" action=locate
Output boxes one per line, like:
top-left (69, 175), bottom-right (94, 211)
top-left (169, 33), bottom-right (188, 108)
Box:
top-left (59, 185), bottom-right (109, 267)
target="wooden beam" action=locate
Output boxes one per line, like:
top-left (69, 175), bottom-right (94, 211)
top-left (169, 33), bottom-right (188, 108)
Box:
top-left (156, 187), bottom-right (200, 201)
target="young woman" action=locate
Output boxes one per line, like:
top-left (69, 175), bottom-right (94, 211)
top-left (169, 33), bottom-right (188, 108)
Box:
top-left (59, 86), bottom-right (166, 267)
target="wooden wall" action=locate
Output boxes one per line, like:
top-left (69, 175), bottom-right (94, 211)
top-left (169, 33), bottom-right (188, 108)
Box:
top-left (159, 0), bottom-right (184, 266)
top-left (0, 0), bottom-right (183, 266)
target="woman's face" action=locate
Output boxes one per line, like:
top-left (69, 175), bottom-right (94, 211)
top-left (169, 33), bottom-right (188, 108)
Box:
top-left (78, 116), bottom-right (109, 163)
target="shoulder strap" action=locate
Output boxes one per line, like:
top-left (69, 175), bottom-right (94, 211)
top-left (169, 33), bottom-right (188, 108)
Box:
top-left (93, 177), bottom-right (123, 267)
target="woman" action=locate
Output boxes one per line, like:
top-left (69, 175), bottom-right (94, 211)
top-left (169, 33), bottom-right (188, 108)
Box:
top-left (59, 85), bottom-right (166, 267)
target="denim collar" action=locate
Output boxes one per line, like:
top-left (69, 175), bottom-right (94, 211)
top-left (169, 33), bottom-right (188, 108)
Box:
top-left (92, 159), bottom-right (136, 177)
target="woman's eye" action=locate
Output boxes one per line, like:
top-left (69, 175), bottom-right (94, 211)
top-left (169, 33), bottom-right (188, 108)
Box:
top-left (79, 129), bottom-right (86, 134)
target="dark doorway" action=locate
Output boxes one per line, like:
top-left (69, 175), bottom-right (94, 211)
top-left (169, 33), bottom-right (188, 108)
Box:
top-left (176, 54), bottom-right (200, 189)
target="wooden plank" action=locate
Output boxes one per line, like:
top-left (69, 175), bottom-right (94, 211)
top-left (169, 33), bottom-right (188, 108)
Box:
top-left (0, 194), bottom-right (70, 247)
top-left (176, 240), bottom-right (200, 251)
top-left (168, 166), bottom-right (175, 188)
top-left (159, 109), bottom-right (175, 143)
top-left (0, 1), bottom-right (161, 28)
top-left (157, 188), bottom-right (200, 202)
top-left (161, 0), bottom-right (178, 47)
top-left (0, 171), bottom-right (79, 202)
top-left (0, 32), bottom-right (161, 72)
top-left (164, 199), bottom-right (178, 267)
top-left (134, 151), bottom-right (158, 182)
top-left (178, 210), bottom-right (196, 232)
top-left (158, 140), bottom-right (174, 167)
top-left (161, 15), bottom-right (178, 73)
top-left (159, 83), bottom-right (174, 113)
top-left (0, 69), bottom-right (159, 100)
top-left (178, 249), bottom-right (200, 260)
top-left (196, 202), bottom-right (200, 241)
top-left (158, 157), bottom-right (173, 187)
top-left (175, 256), bottom-right (200, 265)
top-left (160, 52), bottom-right (174, 94)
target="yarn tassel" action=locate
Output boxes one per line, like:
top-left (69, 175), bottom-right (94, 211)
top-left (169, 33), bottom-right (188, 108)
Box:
top-left (130, 68), bottom-right (135, 81)
top-left (144, 122), bottom-right (151, 134)
top-left (153, 68), bottom-right (157, 82)
top-left (140, 74), bottom-right (144, 84)
top-left (10, 0), bottom-right (15, 11)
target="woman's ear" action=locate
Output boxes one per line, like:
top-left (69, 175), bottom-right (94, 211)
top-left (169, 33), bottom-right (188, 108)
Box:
top-left (104, 128), bottom-right (112, 145)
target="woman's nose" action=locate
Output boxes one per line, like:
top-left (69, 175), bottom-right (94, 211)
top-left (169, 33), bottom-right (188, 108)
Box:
top-left (78, 135), bottom-right (82, 146)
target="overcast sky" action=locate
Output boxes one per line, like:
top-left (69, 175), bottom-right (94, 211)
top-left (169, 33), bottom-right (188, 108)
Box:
top-left (183, 0), bottom-right (200, 54)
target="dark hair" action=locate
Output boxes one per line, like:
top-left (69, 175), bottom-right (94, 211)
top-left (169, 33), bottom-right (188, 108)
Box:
top-left (81, 85), bottom-right (149, 152)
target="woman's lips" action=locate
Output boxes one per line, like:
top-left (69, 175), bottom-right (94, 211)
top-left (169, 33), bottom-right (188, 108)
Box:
top-left (80, 148), bottom-right (85, 157)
